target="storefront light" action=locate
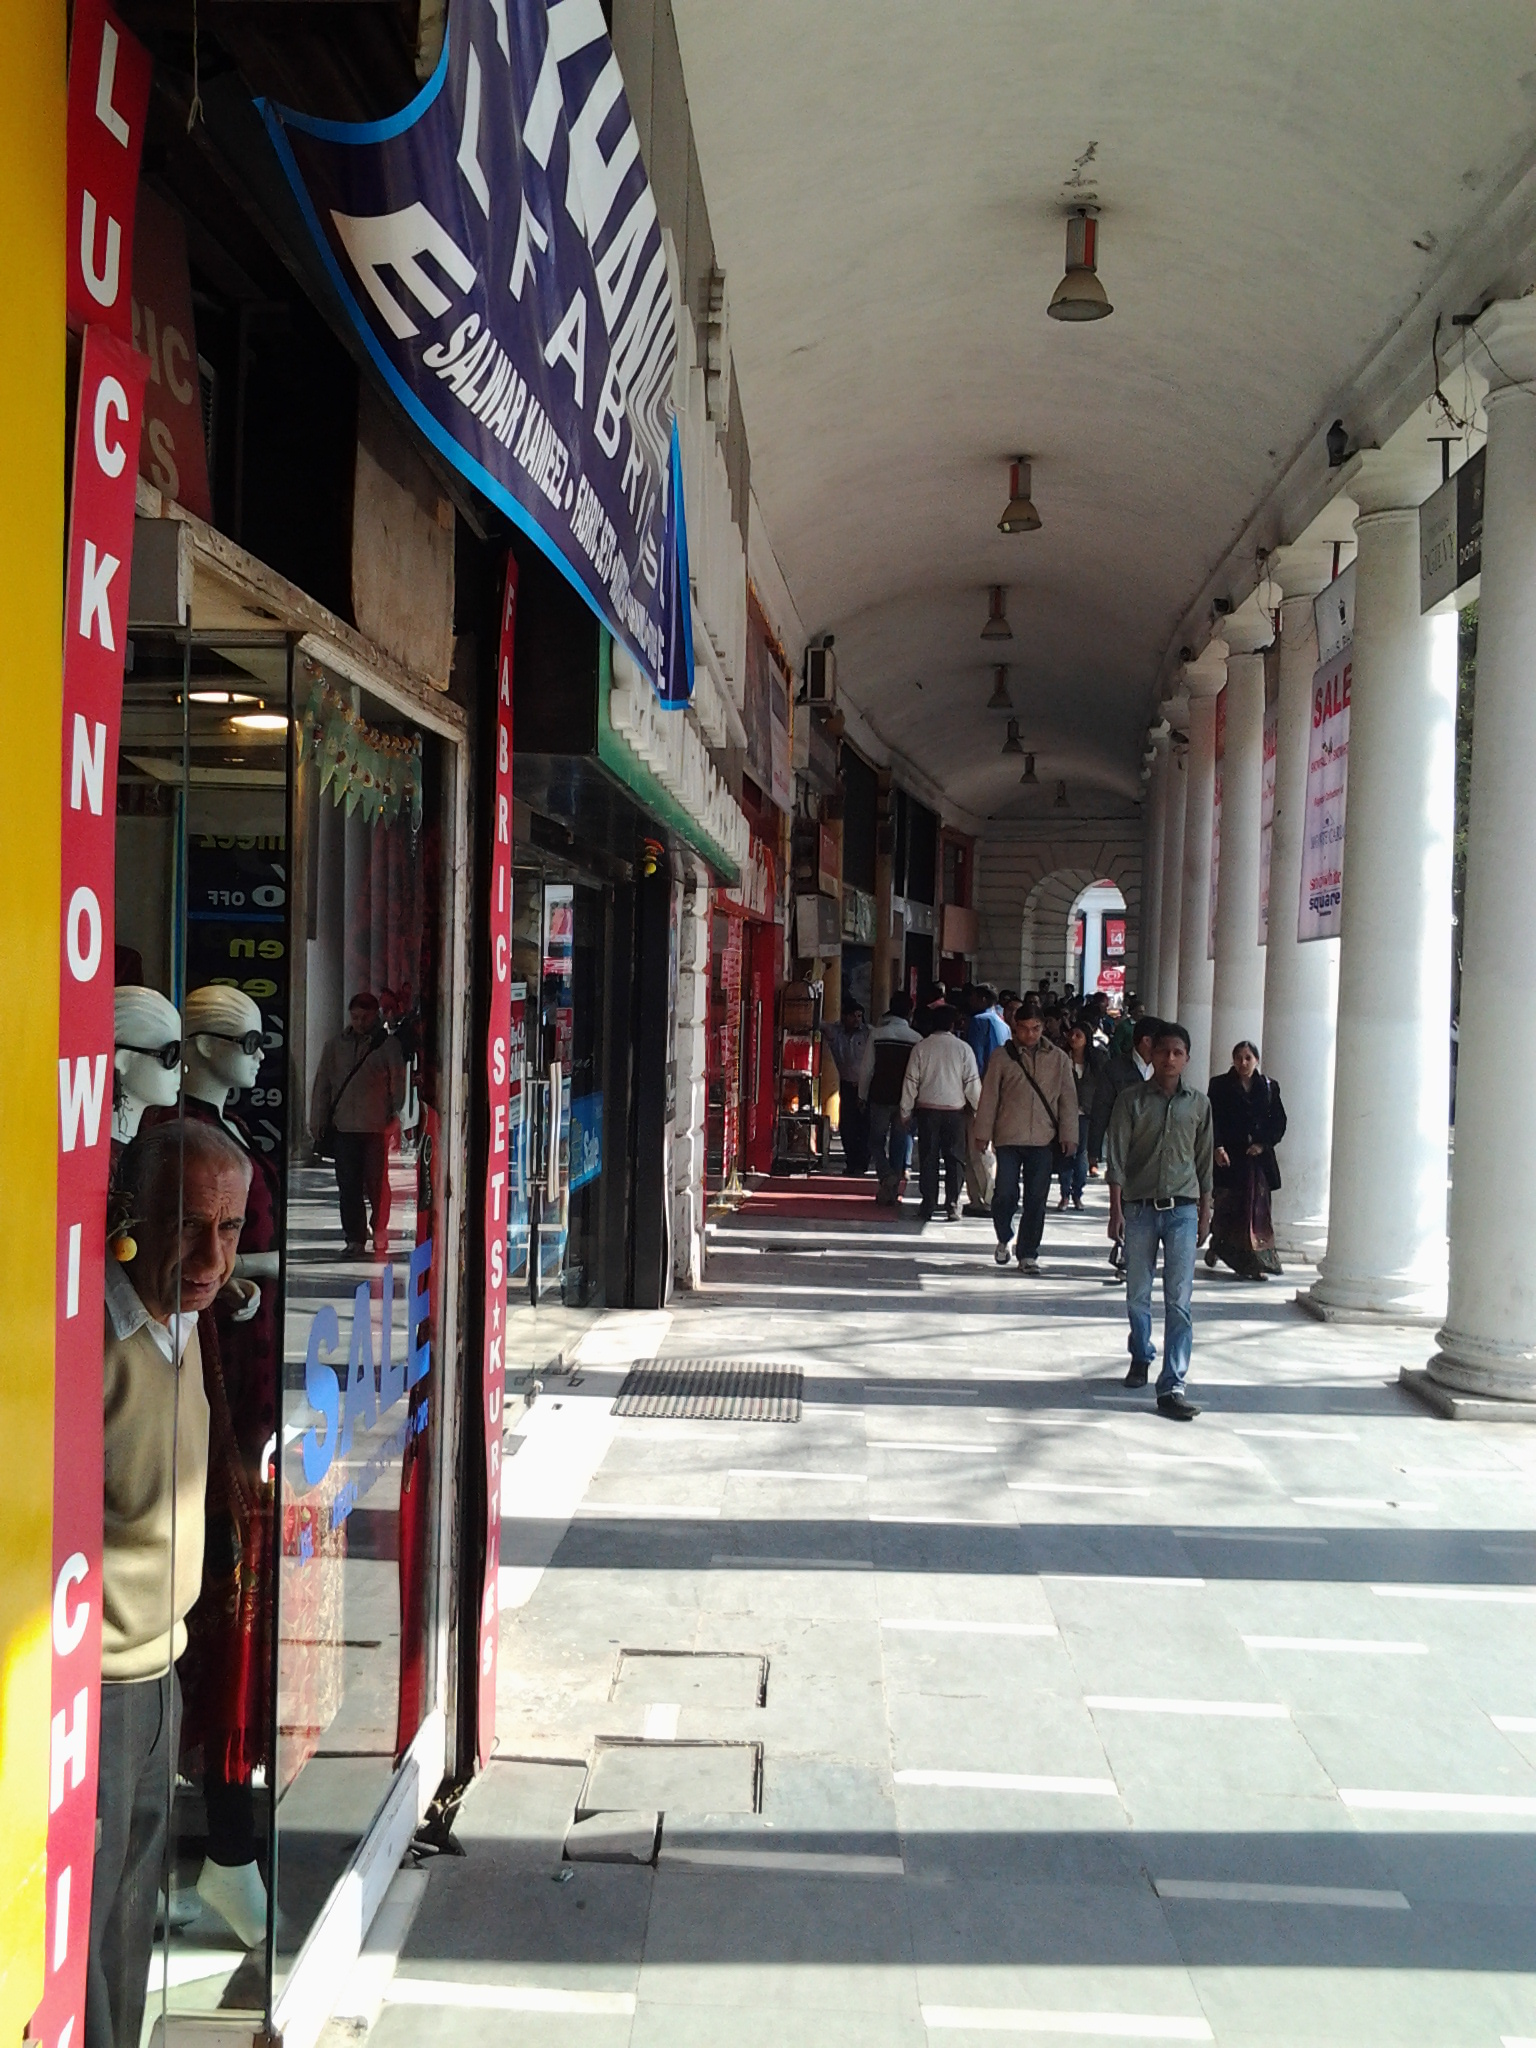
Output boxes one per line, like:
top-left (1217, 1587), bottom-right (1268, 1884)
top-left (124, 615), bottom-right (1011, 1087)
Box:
top-left (230, 711), bottom-right (291, 732)
top-left (190, 689), bottom-right (259, 704)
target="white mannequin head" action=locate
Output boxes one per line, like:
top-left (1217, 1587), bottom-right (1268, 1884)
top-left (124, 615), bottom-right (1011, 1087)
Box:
top-left (113, 986), bottom-right (184, 1143)
top-left (183, 985), bottom-right (265, 1112)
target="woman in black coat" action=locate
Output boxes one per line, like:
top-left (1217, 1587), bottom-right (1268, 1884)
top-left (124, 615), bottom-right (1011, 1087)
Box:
top-left (1206, 1041), bottom-right (1287, 1278)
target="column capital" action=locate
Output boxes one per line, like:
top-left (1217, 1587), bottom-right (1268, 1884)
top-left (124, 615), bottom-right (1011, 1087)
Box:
top-left (1182, 641), bottom-right (1228, 697)
top-left (1223, 607), bottom-right (1276, 656)
top-left (1160, 689), bottom-right (1190, 731)
top-left (1472, 295), bottom-right (1536, 394)
top-left (1339, 444), bottom-right (1441, 517)
top-left (1271, 542), bottom-right (1335, 603)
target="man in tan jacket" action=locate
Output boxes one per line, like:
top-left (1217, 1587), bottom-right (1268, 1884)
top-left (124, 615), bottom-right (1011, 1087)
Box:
top-left (92, 1118), bottom-right (251, 2048)
top-left (972, 997), bottom-right (1078, 1274)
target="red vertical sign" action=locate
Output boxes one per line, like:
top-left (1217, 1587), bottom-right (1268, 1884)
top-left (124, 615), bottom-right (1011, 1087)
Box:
top-left (38, 327), bottom-right (149, 2048)
top-left (38, 8), bottom-right (152, 2041)
top-left (66, 0), bottom-right (151, 340)
top-left (477, 557), bottom-right (517, 1767)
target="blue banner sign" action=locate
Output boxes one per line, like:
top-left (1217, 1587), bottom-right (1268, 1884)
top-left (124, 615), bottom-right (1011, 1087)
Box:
top-left (260, 0), bottom-right (685, 693)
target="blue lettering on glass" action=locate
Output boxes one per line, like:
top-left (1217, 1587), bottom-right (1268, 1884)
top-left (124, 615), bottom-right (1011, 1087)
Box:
top-left (301, 1304), bottom-right (341, 1484)
top-left (569, 1091), bottom-right (602, 1190)
top-left (298, 1241), bottom-right (433, 1486)
top-left (408, 1238), bottom-right (434, 1386)
top-left (340, 1279), bottom-right (378, 1457)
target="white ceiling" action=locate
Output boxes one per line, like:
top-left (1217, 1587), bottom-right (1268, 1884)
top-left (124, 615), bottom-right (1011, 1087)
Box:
top-left (671, 0), bottom-right (1536, 821)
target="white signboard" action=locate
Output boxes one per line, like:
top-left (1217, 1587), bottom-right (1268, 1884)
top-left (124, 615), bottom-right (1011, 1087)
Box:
top-left (1314, 561), bottom-right (1354, 665)
top-left (1207, 684), bottom-right (1225, 962)
top-left (1299, 646), bottom-right (1350, 941)
top-left (1258, 699), bottom-right (1278, 944)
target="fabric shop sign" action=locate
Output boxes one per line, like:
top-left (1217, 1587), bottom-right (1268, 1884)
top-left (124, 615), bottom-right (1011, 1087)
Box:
top-left (1419, 445), bottom-right (1484, 612)
top-left (1299, 593), bottom-right (1352, 943)
top-left (260, 0), bottom-right (687, 697)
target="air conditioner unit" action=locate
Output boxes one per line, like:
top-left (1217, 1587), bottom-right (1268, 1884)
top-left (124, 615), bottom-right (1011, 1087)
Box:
top-left (806, 645), bottom-right (837, 705)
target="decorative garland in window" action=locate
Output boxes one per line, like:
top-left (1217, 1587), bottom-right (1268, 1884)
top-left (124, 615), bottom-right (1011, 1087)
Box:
top-left (298, 664), bottom-right (424, 829)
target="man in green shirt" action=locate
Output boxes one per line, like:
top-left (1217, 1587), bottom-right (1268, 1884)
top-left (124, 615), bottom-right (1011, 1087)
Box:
top-left (1104, 1022), bottom-right (1214, 1420)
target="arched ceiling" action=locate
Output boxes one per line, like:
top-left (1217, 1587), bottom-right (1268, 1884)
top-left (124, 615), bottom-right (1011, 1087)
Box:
top-left (670, 0), bottom-right (1536, 822)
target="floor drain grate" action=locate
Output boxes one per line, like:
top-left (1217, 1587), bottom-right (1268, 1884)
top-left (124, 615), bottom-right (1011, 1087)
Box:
top-left (612, 1360), bottom-right (803, 1422)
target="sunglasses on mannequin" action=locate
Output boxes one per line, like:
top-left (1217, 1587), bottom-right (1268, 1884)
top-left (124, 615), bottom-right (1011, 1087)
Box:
top-left (116, 1039), bottom-right (182, 1070)
top-left (206, 1029), bottom-right (266, 1057)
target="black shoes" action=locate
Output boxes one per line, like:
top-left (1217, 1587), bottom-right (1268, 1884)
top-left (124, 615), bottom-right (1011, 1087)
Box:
top-left (944, 1202), bottom-right (961, 1221)
top-left (1123, 1364), bottom-right (1149, 1388)
top-left (1157, 1392), bottom-right (1201, 1421)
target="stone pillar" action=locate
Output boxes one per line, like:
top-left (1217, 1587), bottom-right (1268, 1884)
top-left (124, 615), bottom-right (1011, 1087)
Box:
top-left (672, 866), bottom-right (711, 1290)
top-left (1262, 560), bottom-right (1340, 1256)
top-left (1432, 299), bottom-right (1536, 1400)
top-left (1209, 615), bottom-right (1272, 1078)
top-left (1175, 648), bottom-right (1226, 1084)
top-left (1157, 707), bottom-right (1188, 1023)
top-left (1305, 448), bottom-right (1454, 1322)
top-left (1140, 728), bottom-right (1170, 1007)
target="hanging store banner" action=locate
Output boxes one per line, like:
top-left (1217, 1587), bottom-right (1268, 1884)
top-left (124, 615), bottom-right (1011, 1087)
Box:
top-left (1299, 643), bottom-right (1351, 942)
top-left (260, 0), bottom-right (685, 695)
top-left (130, 184), bottom-right (213, 519)
top-left (1207, 685), bottom-right (1225, 962)
top-left (477, 555), bottom-right (517, 1769)
top-left (37, 324), bottom-right (150, 2048)
top-left (1419, 445), bottom-right (1484, 612)
top-left (1258, 698), bottom-right (1278, 944)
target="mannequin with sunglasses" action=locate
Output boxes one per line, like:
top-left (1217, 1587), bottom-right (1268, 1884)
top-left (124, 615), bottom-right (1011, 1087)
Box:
top-left (173, 986), bottom-right (284, 1947)
top-left (112, 985), bottom-right (183, 1147)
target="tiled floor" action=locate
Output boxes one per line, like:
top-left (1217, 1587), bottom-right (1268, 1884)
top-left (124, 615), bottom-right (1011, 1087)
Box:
top-left (377, 1175), bottom-right (1536, 2046)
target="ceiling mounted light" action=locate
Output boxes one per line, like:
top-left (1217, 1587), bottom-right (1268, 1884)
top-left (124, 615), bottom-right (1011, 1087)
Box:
top-left (189, 689), bottom-right (258, 705)
top-left (998, 458), bottom-right (1041, 534)
top-left (1054, 779), bottom-right (1069, 807)
top-left (230, 712), bottom-right (290, 733)
top-left (1020, 752), bottom-right (1038, 786)
top-left (1002, 718), bottom-right (1025, 757)
top-left (1047, 205), bottom-right (1113, 322)
top-left (980, 584), bottom-right (1013, 640)
top-left (986, 665), bottom-right (1013, 710)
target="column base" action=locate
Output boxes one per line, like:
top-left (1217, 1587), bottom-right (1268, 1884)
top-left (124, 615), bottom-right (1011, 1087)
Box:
top-left (1400, 1365), bottom-right (1536, 1424)
top-left (1296, 1287), bottom-right (1443, 1330)
top-left (1425, 1339), bottom-right (1536, 1404)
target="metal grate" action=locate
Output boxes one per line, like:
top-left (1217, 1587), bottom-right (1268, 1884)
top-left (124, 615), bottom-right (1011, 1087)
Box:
top-left (611, 1360), bottom-right (803, 1422)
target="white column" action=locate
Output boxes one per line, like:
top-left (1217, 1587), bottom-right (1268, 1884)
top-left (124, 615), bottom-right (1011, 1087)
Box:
top-left (1175, 648), bottom-right (1225, 1084)
top-left (1140, 728), bottom-right (1170, 1005)
top-left (1157, 703), bottom-right (1188, 1022)
top-left (1208, 616), bottom-right (1271, 1077)
top-left (1432, 299), bottom-right (1536, 1399)
top-left (1306, 449), bottom-right (1454, 1321)
top-left (1262, 562), bottom-right (1340, 1256)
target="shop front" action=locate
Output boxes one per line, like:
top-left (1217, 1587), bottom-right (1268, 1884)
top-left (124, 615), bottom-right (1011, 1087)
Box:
top-left (103, 562), bottom-right (471, 2043)
top-left (707, 833), bottom-right (782, 1194)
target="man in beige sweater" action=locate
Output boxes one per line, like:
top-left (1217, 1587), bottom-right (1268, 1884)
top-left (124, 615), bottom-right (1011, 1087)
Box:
top-left (91, 1119), bottom-right (250, 2048)
top-left (972, 997), bottom-right (1078, 1275)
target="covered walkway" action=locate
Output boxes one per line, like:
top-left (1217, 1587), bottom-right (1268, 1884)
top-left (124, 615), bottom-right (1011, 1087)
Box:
top-left (361, 1181), bottom-right (1536, 2047)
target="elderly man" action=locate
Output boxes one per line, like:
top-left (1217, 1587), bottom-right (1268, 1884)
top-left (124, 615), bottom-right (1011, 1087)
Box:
top-left (91, 1118), bottom-right (252, 2048)
top-left (311, 990), bottom-right (407, 1256)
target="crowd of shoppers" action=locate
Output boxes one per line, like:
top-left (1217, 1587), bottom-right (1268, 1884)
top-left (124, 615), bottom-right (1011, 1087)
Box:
top-left (818, 979), bottom-right (1289, 1426)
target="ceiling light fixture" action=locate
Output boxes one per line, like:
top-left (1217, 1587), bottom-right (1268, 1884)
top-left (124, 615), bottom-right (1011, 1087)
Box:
top-left (986, 665), bottom-right (1013, 710)
top-left (1047, 205), bottom-right (1113, 322)
top-left (1020, 752), bottom-right (1038, 786)
top-left (1002, 718), bottom-right (1025, 757)
top-left (980, 585), bottom-right (1013, 640)
top-left (189, 689), bottom-right (258, 705)
top-left (1054, 779), bottom-right (1069, 808)
top-left (230, 712), bottom-right (290, 733)
top-left (998, 458), bottom-right (1041, 534)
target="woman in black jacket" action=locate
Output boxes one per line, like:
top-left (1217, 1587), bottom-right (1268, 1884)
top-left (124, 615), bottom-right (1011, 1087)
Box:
top-left (1206, 1040), bottom-right (1288, 1278)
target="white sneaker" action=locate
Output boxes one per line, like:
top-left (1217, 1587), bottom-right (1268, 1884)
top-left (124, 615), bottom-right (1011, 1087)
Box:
top-left (993, 1243), bottom-right (1011, 1266)
top-left (195, 1857), bottom-right (269, 1948)
top-left (1018, 1257), bottom-right (1042, 1276)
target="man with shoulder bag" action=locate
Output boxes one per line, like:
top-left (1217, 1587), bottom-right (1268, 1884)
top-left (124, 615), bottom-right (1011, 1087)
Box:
top-left (972, 997), bottom-right (1078, 1275)
top-left (310, 990), bottom-right (407, 1257)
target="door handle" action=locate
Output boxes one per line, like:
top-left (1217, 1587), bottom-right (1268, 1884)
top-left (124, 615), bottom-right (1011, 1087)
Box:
top-left (546, 1062), bottom-right (562, 1202)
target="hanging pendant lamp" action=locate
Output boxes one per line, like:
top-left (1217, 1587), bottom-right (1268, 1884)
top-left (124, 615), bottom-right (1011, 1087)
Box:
top-left (1002, 718), bottom-right (1025, 757)
top-left (987, 666), bottom-right (1013, 710)
top-left (1020, 752), bottom-right (1038, 786)
top-left (980, 585), bottom-right (1013, 639)
top-left (998, 459), bottom-right (1041, 534)
top-left (1047, 206), bottom-right (1113, 321)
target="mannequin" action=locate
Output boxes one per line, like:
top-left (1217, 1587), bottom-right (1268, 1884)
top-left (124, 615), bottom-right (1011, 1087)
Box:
top-left (113, 986), bottom-right (182, 1147)
top-left (176, 986), bottom-right (282, 1948)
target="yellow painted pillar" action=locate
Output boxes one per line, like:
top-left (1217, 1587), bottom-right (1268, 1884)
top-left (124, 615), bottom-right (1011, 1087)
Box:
top-left (0, 3), bottom-right (65, 2033)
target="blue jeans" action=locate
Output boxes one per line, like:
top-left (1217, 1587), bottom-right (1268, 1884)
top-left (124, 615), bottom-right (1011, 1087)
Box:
top-left (1124, 1199), bottom-right (1198, 1393)
top-left (867, 1102), bottom-right (911, 1196)
top-left (993, 1145), bottom-right (1056, 1258)
top-left (1057, 1114), bottom-right (1089, 1202)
